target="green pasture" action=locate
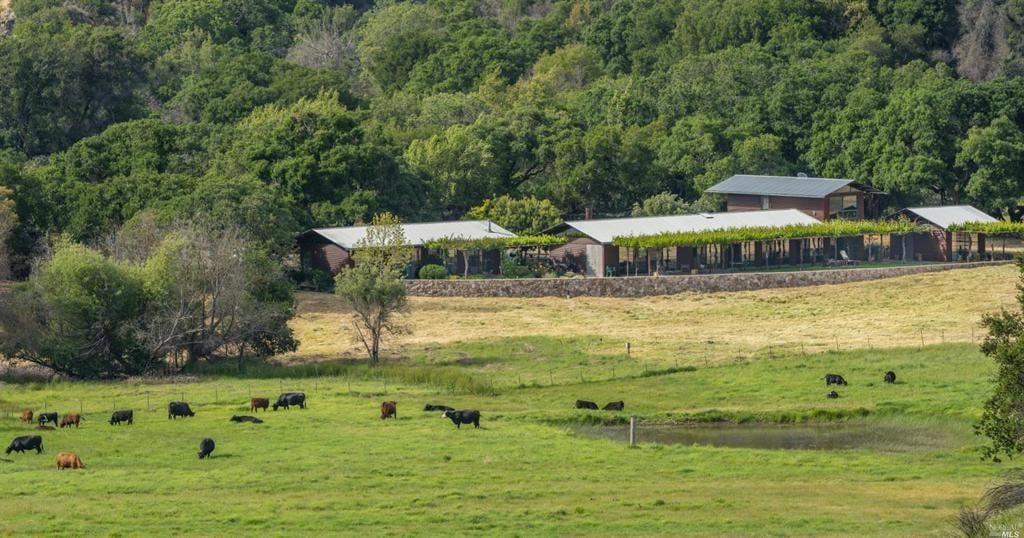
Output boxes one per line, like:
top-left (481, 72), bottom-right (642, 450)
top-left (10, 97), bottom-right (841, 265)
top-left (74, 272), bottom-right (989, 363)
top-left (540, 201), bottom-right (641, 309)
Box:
top-left (0, 343), bottom-right (1011, 536)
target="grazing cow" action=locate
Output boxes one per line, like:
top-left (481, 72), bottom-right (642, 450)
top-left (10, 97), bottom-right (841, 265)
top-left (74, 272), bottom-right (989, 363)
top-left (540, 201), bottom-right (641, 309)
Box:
top-left (823, 374), bottom-right (848, 386)
top-left (827, 391), bottom-right (840, 399)
top-left (272, 392), bottom-right (306, 411)
top-left (442, 409), bottom-right (480, 429)
top-left (109, 410), bottom-right (133, 426)
top-left (59, 413), bottom-right (82, 429)
top-left (575, 400), bottom-right (599, 410)
top-left (381, 401), bottom-right (397, 420)
top-left (884, 371), bottom-right (896, 384)
top-left (250, 398), bottom-right (270, 413)
top-left (168, 402), bottom-right (195, 419)
top-left (20, 409), bottom-right (33, 423)
top-left (56, 452), bottom-right (86, 470)
top-left (602, 401), bottom-right (625, 411)
top-left (198, 438), bottom-right (215, 459)
top-left (423, 404), bottom-right (454, 412)
top-left (6, 435), bottom-right (43, 454)
top-left (230, 415), bottom-right (263, 424)
top-left (37, 412), bottom-right (58, 426)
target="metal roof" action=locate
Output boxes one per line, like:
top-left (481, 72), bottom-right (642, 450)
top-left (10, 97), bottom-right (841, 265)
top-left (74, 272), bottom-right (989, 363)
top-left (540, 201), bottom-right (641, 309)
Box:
top-left (902, 205), bottom-right (997, 230)
top-left (706, 174), bottom-right (856, 198)
top-left (561, 209), bottom-right (821, 244)
top-left (307, 220), bottom-right (515, 249)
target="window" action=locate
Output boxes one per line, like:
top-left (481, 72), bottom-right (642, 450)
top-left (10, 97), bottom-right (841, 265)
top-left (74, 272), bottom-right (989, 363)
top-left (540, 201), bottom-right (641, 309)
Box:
top-left (761, 196), bottom-right (771, 210)
top-left (828, 195), bottom-right (859, 219)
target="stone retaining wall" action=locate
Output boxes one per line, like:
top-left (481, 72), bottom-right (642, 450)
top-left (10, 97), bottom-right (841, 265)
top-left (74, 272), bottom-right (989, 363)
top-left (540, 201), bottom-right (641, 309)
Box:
top-left (404, 261), bottom-right (1009, 298)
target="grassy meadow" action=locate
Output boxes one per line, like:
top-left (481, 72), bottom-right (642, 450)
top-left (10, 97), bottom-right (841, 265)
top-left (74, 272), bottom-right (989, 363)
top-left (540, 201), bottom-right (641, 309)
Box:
top-left (0, 265), bottom-right (1019, 536)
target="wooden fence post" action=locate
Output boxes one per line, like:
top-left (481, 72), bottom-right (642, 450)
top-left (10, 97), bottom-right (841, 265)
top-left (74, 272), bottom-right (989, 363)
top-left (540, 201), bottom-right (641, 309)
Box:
top-left (629, 416), bottom-right (637, 447)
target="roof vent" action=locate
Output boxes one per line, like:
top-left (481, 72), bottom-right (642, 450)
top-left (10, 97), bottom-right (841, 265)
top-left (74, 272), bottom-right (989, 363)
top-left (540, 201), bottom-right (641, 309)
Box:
top-left (797, 172), bottom-right (808, 178)
top-left (699, 213), bottom-right (715, 219)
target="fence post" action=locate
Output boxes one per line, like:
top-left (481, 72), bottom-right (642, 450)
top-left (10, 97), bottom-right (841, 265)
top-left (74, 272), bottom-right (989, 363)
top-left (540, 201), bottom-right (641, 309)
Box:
top-left (629, 416), bottom-right (637, 447)
top-left (625, 342), bottom-right (630, 357)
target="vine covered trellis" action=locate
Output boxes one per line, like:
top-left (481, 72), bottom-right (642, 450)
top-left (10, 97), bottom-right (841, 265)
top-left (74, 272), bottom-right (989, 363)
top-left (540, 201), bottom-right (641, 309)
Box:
top-left (611, 219), bottom-right (926, 249)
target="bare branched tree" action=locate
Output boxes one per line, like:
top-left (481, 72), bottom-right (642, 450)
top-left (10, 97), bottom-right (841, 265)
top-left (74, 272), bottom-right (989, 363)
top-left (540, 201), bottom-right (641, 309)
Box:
top-left (287, 6), bottom-right (360, 72)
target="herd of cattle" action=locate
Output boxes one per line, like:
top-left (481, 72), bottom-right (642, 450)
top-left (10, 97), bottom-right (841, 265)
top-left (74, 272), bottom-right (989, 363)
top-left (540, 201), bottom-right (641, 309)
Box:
top-left (6, 392), bottom-right (486, 470)
top-left (6, 369), bottom-right (901, 469)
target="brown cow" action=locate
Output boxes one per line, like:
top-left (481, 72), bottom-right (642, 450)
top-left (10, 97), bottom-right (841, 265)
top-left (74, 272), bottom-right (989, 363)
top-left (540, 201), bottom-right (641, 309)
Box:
top-left (20, 409), bottom-right (33, 423)
top-left (250, 398), bottom-right (269, 413)
top-left (56, 452), bottom-right (86, 470)
top-left (380, 401), bottom-right (397, 420)
top-left (59, 413), bottom-right (81, 429)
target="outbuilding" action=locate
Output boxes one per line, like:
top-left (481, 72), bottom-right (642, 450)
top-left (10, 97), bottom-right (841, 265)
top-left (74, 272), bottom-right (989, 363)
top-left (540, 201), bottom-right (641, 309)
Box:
top-left (546, 209), bottom-right (822, 276)
top-left (298, 220), bottom-right (515, 277)
top-left (893, 205), bottom-right (998, 262)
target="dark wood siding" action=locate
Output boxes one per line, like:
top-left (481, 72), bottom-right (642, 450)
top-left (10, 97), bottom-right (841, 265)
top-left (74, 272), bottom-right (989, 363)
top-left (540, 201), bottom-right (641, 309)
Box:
top-left (726, 194), bottom-right (829, 220)
top-left (549, 238), bottom-right (599, 271)
top-left (299, 235), bottom-right (352, 275)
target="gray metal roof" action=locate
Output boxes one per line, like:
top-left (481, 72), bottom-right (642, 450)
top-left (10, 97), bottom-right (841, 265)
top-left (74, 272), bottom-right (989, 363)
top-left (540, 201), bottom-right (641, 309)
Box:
top-left (903, 205), bottom-right (997, 230)
top-left (308, 220), bottom-right (515, 249)
top-left (706, 174), bottom-right (855, 198)
top-left (562, 209), bottom-right (821, 244)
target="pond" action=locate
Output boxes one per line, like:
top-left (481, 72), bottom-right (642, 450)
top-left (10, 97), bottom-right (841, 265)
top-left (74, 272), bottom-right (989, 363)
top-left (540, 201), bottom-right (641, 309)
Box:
top-left (573, 420), bottom-right (971, 452)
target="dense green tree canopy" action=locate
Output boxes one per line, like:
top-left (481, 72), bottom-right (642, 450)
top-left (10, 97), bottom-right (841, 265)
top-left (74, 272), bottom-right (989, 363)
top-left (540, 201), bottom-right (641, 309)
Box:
top-left (1, 0), bottom-right (1023, 272)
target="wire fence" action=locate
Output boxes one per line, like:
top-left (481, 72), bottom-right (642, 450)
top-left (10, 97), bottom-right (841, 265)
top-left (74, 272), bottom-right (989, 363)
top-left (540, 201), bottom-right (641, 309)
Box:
top-left (0, 322), bottom-right (998, 419)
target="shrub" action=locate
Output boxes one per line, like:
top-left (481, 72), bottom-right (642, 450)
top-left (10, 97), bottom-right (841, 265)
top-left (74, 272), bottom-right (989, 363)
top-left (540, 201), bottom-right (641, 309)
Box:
top-left (418, 264), bottom-right (447, 279)
top-left (309, 269), bottom-right (334, 291)
top-left (500, 255), bottom-right (532, 278)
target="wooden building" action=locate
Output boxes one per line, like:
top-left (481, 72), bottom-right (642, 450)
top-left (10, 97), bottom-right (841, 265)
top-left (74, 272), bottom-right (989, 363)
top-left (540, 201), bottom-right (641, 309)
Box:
top-left (892, 205), bottom-right (997, 262)
top-left (546, 209), bottom-right (821, 277)
top-left (706, 174), bottom-right (883, 221)
top-left (298, 220), bottom-right (515, 277)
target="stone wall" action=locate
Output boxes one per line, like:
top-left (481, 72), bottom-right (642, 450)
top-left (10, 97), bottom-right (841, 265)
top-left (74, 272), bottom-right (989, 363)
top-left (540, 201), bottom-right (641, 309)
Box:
top-left (404, 261), bottom-right (1008, 298)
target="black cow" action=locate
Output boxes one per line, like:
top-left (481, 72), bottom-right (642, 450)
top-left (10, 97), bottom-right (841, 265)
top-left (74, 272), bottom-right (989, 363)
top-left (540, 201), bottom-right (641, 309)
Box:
top-left (272, 392), bottom-right (306, 411)
top-left (442, 409), bottom-right (480, 429)
top-left (603, 401), bottom-right (625, 411)
top-left (168, 402), bottom-right (195, 419)
top-left (230, 415), bottom-right (263, 424)
top-left (198, 438), bottom-right (215, 459)
top-left (884, 371), bottom-right (896, 384)
top-left (6, 435), bottom-right (43, 454)
top-left (827, 391), bottom-right (840, 399)
top-left (824, 374), bottom-right (848, 386)
top-left (109, 410), bottom-right (133, 426)
top-left (37, 412), bottom-right (58, 426)
top-left (424, 404), bottom-right (454, 412)
top-left (575, 400), bottom-right (598, 410)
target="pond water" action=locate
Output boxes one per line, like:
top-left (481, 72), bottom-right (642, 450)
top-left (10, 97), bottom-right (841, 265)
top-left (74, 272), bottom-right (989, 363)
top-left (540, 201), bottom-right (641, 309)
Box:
top-left (573, 420), bottom-right (969, 452)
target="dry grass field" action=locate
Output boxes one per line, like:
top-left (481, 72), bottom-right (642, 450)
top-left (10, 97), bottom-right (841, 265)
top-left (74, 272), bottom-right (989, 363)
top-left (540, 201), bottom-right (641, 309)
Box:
top-left (286, 264), bottom-right (1018, 366)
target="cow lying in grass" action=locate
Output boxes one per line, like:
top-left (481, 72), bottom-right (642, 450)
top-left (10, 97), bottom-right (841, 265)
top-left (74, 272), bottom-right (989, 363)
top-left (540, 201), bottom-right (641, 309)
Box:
top-left (230, 415), bottom-right (263, 424)
top-left (575, 400), bottom-right (598, 410)
top-left (423, 404), bottom-right (454, 412)
top-left (827, 391), bottom-right (840, 399)
top-left (603, 401), bottom-right (624, 411)
top-left (442, 410), bottom-right (480, 429)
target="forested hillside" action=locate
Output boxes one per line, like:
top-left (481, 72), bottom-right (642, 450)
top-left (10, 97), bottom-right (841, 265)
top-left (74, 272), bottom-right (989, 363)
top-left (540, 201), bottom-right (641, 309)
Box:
top-left (2, 0), bottom-right (1024, 270)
